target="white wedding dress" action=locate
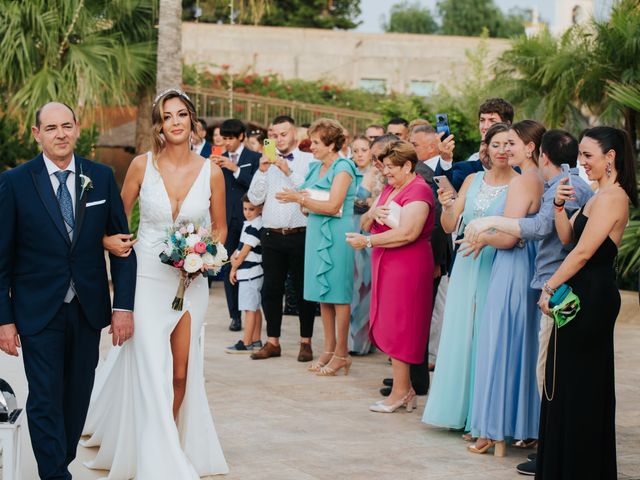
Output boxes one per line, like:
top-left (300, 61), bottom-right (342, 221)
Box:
top-left (81, 153), bottom-right (229, 479)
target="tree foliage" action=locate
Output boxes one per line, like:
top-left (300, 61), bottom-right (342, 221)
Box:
top-left (383, 1), bottom-right (438, 34)
top-left (182, 0), bottom-right (361, 29)
top-left (0, 0), bottom-right (157, 128)
top-left (438, 0), bottom-right (525, 38)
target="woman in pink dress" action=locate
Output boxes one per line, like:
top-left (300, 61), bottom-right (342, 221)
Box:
top-left (347, 140), bottom-right (435, 413)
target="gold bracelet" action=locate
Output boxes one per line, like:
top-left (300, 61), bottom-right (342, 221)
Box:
top-left (300, 195), bottom-right (305, 207)
top-left (543, 283), bottom-right (556, 296)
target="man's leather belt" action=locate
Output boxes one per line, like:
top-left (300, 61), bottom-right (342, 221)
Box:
top-left (266, 227), bottom-right (306, 235)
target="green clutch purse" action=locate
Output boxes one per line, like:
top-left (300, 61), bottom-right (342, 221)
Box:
top-left (549, 284), bottom-right (581, 328)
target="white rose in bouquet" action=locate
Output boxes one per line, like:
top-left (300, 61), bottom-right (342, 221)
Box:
top-left (185, 234), bottom-right (201, 248)
top-left (202, 252), bottom-right (216, 266)
top-left (212, 244), bottom-right (228, 265)
top-left (183, 253), bottom-right (204, 273)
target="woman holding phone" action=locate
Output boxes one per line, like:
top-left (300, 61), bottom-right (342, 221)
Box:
top-left (536, 127), bottom-right (637, 479)
top-left (422, 123), bottom-right (516, 431)
top-left (346, 140), bottom-right (434, 412)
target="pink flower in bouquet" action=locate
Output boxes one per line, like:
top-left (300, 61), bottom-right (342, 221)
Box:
top-left (194, 242), bottom-right (207, 254)
top-left (197, 226), bottom-right (208, 237)
top-left (173, 259), bottom-right (184, 268)
top-left (179, 226), bottom-right (188, 235)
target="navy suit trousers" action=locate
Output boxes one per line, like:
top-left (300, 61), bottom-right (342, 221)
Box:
top-left (20, 299), bottom-right (100, 480)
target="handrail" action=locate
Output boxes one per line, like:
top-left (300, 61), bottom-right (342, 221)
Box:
top-left (183, 86), bottom-right (380, 134)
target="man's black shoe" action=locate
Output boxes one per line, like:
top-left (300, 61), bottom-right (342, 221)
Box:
top-left (527, 453), bottom-right (536, 462)
top-left (229, 317), bottom-right (242, 332)
top-left (380, 386), bottom-right (391, 397)
top-left (516, 459), bottom-right (536, 476)
top-left (382, 378), bottom-right (393, 387)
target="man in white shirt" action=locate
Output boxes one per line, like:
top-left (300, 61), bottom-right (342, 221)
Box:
top-left (247, 115), bottom-right (316, 362)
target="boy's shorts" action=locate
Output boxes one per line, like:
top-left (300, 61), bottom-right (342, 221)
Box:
top-left (238, 276), bottom-right (263, 312)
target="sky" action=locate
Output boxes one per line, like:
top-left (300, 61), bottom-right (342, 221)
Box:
top-left (355, 0), bottom-right (614, 33)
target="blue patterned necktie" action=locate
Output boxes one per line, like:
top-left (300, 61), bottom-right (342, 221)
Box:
top-left (54, 170), bottom-right (75, 235)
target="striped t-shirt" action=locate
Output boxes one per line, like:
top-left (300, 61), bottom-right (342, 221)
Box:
top-left (236, 216), bottom-right (263, 281)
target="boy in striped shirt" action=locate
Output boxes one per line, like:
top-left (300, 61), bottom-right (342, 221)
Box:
top-left (226, 195), bottom-right (264, 353)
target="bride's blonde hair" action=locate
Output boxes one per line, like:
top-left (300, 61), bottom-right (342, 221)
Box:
top-left (151, 88), bottom-right (200, 161)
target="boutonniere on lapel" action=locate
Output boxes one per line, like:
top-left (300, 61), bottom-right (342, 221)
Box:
top-left (78, 166), bottom-right (93, 200)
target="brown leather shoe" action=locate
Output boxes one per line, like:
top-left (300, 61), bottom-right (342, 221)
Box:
top-left (250, 341), bottom-right (281, 360)
top-left (297, 342), bottom-right (313, 362)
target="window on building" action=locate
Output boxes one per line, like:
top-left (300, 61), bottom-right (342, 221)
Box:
top-left (409, 80), bottom-right (436, 97)
top-left (359, 78), bottom-right (387, 94)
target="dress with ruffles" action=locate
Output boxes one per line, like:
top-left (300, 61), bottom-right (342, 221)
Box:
top-left (302, 157), bottom-right (356, 305)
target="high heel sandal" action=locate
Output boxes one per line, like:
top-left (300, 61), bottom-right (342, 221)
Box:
top-left (316, 354), bottom-right (352, 376)
top-left (307, 352), bottom-right (334, 372)
top-left (467, 439), bottom-right (506, 457)
top-left (369, 389), bottom-right (417, 413)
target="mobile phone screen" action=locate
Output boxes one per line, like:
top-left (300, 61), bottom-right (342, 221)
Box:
top-left (211, 145), bottom-right (223, 157)
top-left (436, 113), bottom-right (451, 139)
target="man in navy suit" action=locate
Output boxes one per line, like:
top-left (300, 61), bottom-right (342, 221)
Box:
top-left (0, 102), bottom-right (136, 479)
top-left (211, 119), bottom-right (260, 331)
top-left (439, 98), bottom-right (514, 190)
top-left (193, 117), bottom-right (213, 159)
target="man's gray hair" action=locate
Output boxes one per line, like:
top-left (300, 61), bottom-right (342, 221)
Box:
top-left (412, 125), bottom-right (437, 135)
top-left (371, 133), bottom-right (399, 148)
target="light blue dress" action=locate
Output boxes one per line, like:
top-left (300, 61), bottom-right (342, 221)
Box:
top-left (302, 157), bottom-right (356, 305)
top-left (422, 172), bottom-right (507, 430)
top-left (470, 202), bottom-right (541, 440)
top-left (349, 173), bottom-right (374, 354)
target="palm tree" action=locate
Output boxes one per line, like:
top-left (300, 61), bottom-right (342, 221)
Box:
top-left (0, 0), bottom-right (156, 128)
top-left (157, 0), bottom-right (183, 93)
top-left (492, 0), bottom-right (640, 143)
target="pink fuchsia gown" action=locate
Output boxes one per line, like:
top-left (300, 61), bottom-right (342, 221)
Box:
top-left (369, 176), bottom-right (435, 364)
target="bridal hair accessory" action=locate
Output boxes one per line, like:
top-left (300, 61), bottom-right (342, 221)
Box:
top-left (159, 221), bottom-right (228, 310)
top-left (153, 88), bottom-right (192, 108)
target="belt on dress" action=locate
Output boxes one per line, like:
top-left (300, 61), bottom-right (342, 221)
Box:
top-left (265, 227), bottom-right (306, 235)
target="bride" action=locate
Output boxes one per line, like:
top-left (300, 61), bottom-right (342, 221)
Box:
top-left (81, 88), bottom-right (229, 478)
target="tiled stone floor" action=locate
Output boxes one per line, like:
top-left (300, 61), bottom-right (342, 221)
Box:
top-left (2, 285), bottom-right (639, 479)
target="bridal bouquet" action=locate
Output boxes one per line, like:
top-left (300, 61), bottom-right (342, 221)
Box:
top-left (159, 221), bottom-right (228, 311)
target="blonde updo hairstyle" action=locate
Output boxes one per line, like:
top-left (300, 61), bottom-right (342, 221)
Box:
top-left (378, 140), bottom-right (418, 172)
top-left (308, 118), bottom-right (346, 153)
top-left (151, 88), bottom-right (200, 158)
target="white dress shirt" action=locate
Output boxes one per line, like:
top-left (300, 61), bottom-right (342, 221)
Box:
top-left (248, 148), bottom-right (314, 229)
top-left (192, 140), bottom-right (205, 156)
top-left (228, 144), bottom-right (244, 180)
top-left (424, 155), bottom-right (452, 172)
top-left (43, 154), bottom-right (77, 301)
top-left (44, 153), bottom-right (77, 215)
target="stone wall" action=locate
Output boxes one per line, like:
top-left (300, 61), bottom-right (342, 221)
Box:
top-left (182, 23), bottom-right (510, 95)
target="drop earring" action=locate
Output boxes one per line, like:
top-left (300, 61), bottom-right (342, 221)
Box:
top-left (606, 162), bottom-right (612, 178)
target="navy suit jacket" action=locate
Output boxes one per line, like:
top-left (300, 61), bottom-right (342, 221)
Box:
top-left (0, 154), bottom-right (136, 335)
top-left (222, 148), bottom-right (260, 226)
top-left (415, 161), bottom-right (452, 272)
top-left (440, 159), bottom-right (485, 191)
top-left (198, 141), bottom-right (212, 159)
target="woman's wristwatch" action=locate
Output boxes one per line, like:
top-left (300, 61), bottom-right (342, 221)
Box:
top-left (365, 236), bottom-right (373, 248)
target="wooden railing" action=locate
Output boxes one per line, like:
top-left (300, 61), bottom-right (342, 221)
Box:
top-left (183, 86), bottom-right (380, 134)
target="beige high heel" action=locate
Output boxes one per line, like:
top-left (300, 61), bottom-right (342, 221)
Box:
top-left (467, 439), bottom-right (506, 457)
top-left (307, 351), bottom-right (334, 372)
top-left (316, 354), bottom-right (352, 376)
top-left (369, 389), bottom-right (417, 413)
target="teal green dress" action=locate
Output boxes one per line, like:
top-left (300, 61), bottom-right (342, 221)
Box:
top-left (302, 157), bottom-right (356, 305)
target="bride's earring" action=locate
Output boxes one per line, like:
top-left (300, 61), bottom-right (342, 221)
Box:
top-left (606, 162), bottom-right (612, 177)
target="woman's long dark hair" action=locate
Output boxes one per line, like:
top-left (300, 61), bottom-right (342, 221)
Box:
top-left (582, 127), bottom-right (638, 206)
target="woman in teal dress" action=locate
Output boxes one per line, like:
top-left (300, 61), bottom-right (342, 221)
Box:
top-left (276, 119), bottom-right (356, 376)
top-left (422, 123), bottom-right (518, 431)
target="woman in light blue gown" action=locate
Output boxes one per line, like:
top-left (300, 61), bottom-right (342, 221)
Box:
top-left (467, 121), bottom-right (546, 455)
top-left (422, 124), bottom-right (518, 430)
top-left (348, 136), bottom-right (380, 354)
